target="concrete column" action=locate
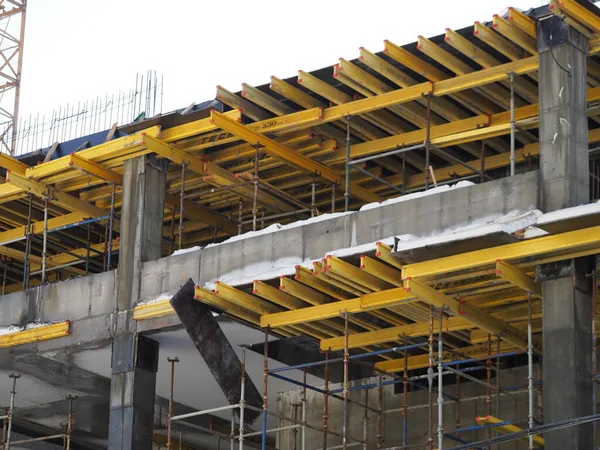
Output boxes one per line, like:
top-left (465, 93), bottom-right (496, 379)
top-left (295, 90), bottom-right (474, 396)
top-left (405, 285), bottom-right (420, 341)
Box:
top-left (109, 155), bottom-right (166, 449)
top-left (537, 16), bottom-right (593, 449)
top-left (109, 334), bottom-right (159, 450)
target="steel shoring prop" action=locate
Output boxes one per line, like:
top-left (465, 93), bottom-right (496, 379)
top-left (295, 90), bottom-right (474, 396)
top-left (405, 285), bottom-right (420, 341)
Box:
top-left (63, 395), bottom-right (75, 450)
top-left (167, 356), bottom-right (179, 450)
top-left (22, 194), bottom-right (32, 289)
top-left (107, 182), bottom-right (116, 269)
top-left (509, 71), bottom-right (516, 176)
top-left (487, 335), bottom-right (493, 442)
top-left (427, 306), bottom-right (434, 450)
top-left (4, 373), bottom-right (20, 450)
top-left (402, 337), bottom-right (408, 449)
top-left (362, 389), bottom-right (369, 450)
top-left (330, 184), bottom-right (335, 214)
top-left (437, 310), bottom-right (444, 450)
top-left (342, 311), bottom-right (350, 450)
top-left (527, 293), bottom-right (534, 450)
top-left (378, 374), bottom-right (384, 449)
top-left (178, 163), bottom-right (186, 251)
top-left (323, 351), bottom-right (329, 450)
top-left (344, 116), bottom-right (351, 212)
top-left (40, 197), bottom-right (48, 283)
top-left (425, 94), bottom-right (431, 190)
top-left (239, 346), bottom-right (247, 450)
top-left (302, 370), bottom-right (307, 450)
top-left (261, 328), bottom-right (268, 450)
top-left (252, 144), bottom-right (261, 232)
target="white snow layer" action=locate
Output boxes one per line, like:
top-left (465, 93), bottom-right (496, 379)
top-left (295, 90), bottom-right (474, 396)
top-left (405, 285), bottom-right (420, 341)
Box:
top-left (359, 181), bottom-right (475, 212)
top-left (537, 202), bottom-right (600, 226)
top-left (0, 322), bottom-right (53, 336)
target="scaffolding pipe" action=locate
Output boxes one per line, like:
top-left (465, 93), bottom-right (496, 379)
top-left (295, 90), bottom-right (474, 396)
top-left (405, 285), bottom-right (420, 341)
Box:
top-left (378, 374), bottom-right (384, 449)
top-left (40, 197), bottom-right (48, 283)
top-left (173, 403), bottom-right (241, 422)
top-left (239, 347), bottom-right (247, 450)
top-left (302, 370), bottom-right (307, 450)
top-left (107, 183), bottom-right (116, 269)
top-left (527, 293), bottom-right (534, 450)
top-left (344, 116), bottom-right (351, 212)
top-left (64, 395), bottom-right (74, 450)
top-left (240, 209), bottom-right (311, 226)
top-left (342, 312), bottom-right (349, 450)
top-left (352, 165), bottom-right (403, 194)
top-left (349, 143), bottom-right (426, 165)
top-left (323, 351), bottom-right (329, 450)
top-left (311, 178), bottom-right (317, 218)
top-left (9, 434), bottom-right (64, 445)
top-left (425, 95), bottom-right (431, 190)
top-left (22, 195), bottom-right (32, 289)
top-left (509, 72), bottom-right (516, 176)
top-left (438, 311), bottom-right (444, 450)
top-left (362, 389), bottom-right (369, 450)
top-left (262, 329), bottom-right (268, 450)
top-left (178, 163), bottom-right (186, 250)
top-left (331, 184), bottom-right (336, 214)
top-left (230, 410), bottom-right (235, 450)
top-left (167, 357), bottom-right (179, 449)
top-left (427, 307), bottom-right (434, 450)
top-left (4, 374), bottom-right (20, 450)
top-left (253, 146), bottom-right (260, 232)
top-left (402, 337), bottom-right (408, 448)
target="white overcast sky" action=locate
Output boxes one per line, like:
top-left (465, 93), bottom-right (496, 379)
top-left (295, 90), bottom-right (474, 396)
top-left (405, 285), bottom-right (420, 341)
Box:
top-left (19, 0), bottom-right (546, 119)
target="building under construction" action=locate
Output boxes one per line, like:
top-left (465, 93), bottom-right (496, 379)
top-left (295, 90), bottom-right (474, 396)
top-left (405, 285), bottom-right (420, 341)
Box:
top-left (1, 0), bottom-right (600, 449)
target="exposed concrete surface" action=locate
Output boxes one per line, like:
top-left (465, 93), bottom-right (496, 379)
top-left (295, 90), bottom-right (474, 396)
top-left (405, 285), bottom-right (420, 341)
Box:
top-left (0, 171), bottom-right (539, 351)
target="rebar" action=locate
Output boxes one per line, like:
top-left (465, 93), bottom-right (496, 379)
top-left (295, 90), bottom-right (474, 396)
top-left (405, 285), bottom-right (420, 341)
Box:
top-left (167, 357), bottom-right (179, 450)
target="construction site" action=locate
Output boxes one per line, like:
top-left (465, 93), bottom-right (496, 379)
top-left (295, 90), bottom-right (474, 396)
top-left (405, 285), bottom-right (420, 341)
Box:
top-left (2, 0), bottom-right (600, 449)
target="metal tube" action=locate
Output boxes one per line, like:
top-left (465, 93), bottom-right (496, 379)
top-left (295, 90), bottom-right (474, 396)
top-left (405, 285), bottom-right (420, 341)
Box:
top-left (362, 389), bottom-right (369, 450)
top-left (22, 194), bottom-right (32, 288)
top-left (107, 183), bottom-right (116, 269)
top-left (64, 395), bottom-right (74, 450)
top-left (344, 116), bottom-right (351, 212)
top-left (2, 261), bottom-right (7, 295)
top-left (402, 336), bottom-right (408, 448)
top-left (527, 293), bottom-right (534, 450)
top-left (85, 223), bottom-right (91, 275)
top-left (480, 141), bottom-right (485, 184)
top-left (323, 351), bottom-right (329, 450)
top-left (331, 184), bottom-right (336, 213)
top-left (240, 209), bottom-right (311, 226)
top-left (302, 370), bottom-right (307, 450)
top-left (262, 329), bottom-right (268, 450)
top-left (311, 177), bottom-right (317, 218)
top-left (239, 347), bottom-right (247, 450)
top-left (241, 424), bottom-right (301, 439)
top-left (343, 311), bottom-right (349, 450)
top-left (5, 373), bottom-right (20, 450)
top-left (486, 335), bottom-right (493, 443)
top-left (455, 362), bottom-right (461, 440)
top-left (509, 72), bottom-right (516, 176)
top-left (253, 146), bottom-right (259, 232)
top-left (425, 95), bottom-right (431, 190)
top-left (378, 374), bottom-right (384, 449)
top-left (10, 434), bottom-right (64, 445)
top-left (430, 145), bottom-right (493, 181)
top-left (230, 410), bottom-right (235, 450)
top-left (178, 164), bottom-right (186, 250)
top-left (427, 307), bottom-right (434, 450)
top-left (352, 165), bottom-right (403, 194)
top-left (349, 143), bottom-right (426, 165)
top-left (237, 200), bottom-right (243, 235)
top-left (167, 357), bottom-right (179, 449)
top-left (173, 403), bottom-right (240, 422)
top-left (437, 311), bottom-right (444, 450)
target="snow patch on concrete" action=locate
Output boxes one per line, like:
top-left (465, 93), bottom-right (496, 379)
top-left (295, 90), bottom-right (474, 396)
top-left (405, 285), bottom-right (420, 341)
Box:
top-left (537, 202), bottom-right (600, 226)
top-left (0, 322), bottom-right (54, 336)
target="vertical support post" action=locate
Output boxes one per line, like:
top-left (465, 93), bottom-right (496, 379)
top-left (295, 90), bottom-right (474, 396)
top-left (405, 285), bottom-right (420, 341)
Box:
top-left (239, 346), bottom-right (247, 450)
top-left (178, 163), bottom-right (186, 250)
top-left (1, 407), bottom-right (7, 449)
top-left (22, 194), bottom-right (32, 288)
top-left (344, 116), bottom-right (351, 212)
top-left (230, 411), bottom-right (235, 450)
top-left (455, 364), bottom-right (461, 440)
top-left (437, 310), bottom-right (444, 450)
top-left (362, 389), bottom-right (369, 450)
top-left (253, 145), bottom-right (259, 232)
top-left (169, 209), bottom-right (176, 255)
top-left (342, 311), bottom-right (349, 450)
top-left (238, 200), bottom-right (243, 236)
top-left (41, 197), bottom-right (48, 283)
top-left (4, 373), bottom-right (20, 450)
top-left (262, 329), bottom-right (269, 450)
top-left (64, 395), bottom-right (74, 450)
top-left (107, 182), bottom-right (116, 269)
top-left (323, 351), bottom-right (329, 450)
top-left (301, 370), bottom-right (307, 450)
top-left (402, 335), bottom-right (408, 448)
top-left (480, 141), bottom-right (485, 184)
top-left (486, 335), bottom-right (492, 441)
top-left (427, 306), bottom-right (434, 450)
top-left (527, 292), bottom-right (534, 450)
top-left (401, 153), bottom-right (406, 194)
top-left (509, 72), bottom-right (515, 176)
top-left (424, 95), bottom-right (431, 190)
top-left (85, 224), bottom-right (91, 275)
top-left (167, 357), bottom-right (179, 450)
top-left (331, 184), bottom-right (336, 214)
top-left (311, 176), bottom-right (316, 218)
top-left (378, 374), bottom-right (384, 449)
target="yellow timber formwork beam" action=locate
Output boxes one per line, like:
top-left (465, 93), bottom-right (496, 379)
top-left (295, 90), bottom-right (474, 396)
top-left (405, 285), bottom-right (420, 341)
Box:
top-left (401, 224), bottom-right (600, 280)
top-left (68, 153), bottom-right (123, 184)
top-left (492, 14), bottom-right (538, 55)
top-left (507, 7), bottom-right (537, 38)
top-left (209, 110), bottom-right (382, 203)
top-left (5, 171), bottom-right (109, 219)
top-left (260, 286), bottom-right (415, 328)
top-left (476, 415), bottom-right (545, 448)
top-left (143, 133), bottom-right (294, 213)
top-left (376, 341), bottom-right (517, 373)
top-left (549, 0), bottom-right (600, 34)
top-left (0, 212), bottom-right (86, 244)
top-left (0, 321), bottom-right (71, 348)
top-left (133, 299), bottom-right (174, 320)
top-left (495, 260), bottom-right (541, 297)
top-left (0, 153), bottom-right (29, 175)
top-left (404, 278), bottom-right (532, 352)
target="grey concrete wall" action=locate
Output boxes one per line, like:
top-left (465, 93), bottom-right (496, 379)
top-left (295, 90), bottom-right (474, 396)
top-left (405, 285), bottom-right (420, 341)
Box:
top-left (0, 171), bottom-right (539, 348)
top-left (277, 366), bottom-right (537, 450)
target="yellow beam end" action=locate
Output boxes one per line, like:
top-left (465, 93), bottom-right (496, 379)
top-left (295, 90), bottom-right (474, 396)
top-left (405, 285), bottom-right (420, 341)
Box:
top-left (69, 153), bottom-right (123, 185)
top-left (0, 321), bottom-right (71, 348)
top-left (476, 415), bottom-right (544, 447)
top-left (132, 299), bottom-right (174, 320)
top-left (0, 154), bottom-right (29, 175)
top-left (495, 260), bottom-right (541, 297)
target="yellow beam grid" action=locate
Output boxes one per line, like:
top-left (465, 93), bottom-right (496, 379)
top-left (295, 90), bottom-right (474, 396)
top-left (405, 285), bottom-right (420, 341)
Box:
top-left (0, 321), bottom-right (70, 348)
top-left (549, 0), bottom-right (600, 35)
top-left (475, 415), bottom-right (545, 448)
